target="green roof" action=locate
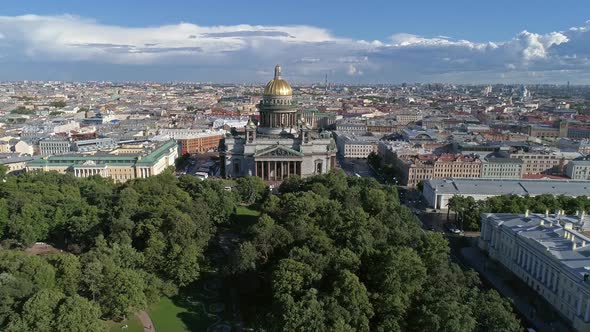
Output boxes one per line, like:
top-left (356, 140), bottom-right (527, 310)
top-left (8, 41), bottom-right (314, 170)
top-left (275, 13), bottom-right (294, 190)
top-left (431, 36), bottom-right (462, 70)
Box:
top-left (27, 140), bottom-right (177, 168)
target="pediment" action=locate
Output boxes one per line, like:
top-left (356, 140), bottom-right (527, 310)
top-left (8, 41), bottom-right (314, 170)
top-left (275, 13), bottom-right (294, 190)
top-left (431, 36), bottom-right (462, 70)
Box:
top-left (255, 145), bottom-right (303, 158)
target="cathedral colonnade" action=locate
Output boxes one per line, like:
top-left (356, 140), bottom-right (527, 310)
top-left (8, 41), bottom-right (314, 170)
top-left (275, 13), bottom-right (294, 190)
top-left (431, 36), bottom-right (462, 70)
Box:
top-left (255, 159), bottom-right (302, 181)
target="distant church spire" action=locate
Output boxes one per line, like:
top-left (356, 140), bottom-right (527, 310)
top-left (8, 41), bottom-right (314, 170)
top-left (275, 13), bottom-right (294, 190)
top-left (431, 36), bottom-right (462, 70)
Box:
top-left (274, 65), bottom-right (282, 79)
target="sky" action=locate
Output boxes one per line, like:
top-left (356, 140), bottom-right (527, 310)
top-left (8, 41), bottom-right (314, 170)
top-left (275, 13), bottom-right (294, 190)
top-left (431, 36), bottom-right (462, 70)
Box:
top-left (1, 0), bottom-right (590, 83)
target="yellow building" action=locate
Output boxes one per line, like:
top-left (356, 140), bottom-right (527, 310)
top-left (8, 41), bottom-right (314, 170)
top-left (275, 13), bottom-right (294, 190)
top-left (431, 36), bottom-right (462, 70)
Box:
top-left (26, 140), bottom-right (178, 182)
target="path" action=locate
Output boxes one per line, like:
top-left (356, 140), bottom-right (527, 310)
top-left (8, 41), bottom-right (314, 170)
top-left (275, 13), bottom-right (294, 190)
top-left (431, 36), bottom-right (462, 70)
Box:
top-left (135, 310), bottom-right (155, 332)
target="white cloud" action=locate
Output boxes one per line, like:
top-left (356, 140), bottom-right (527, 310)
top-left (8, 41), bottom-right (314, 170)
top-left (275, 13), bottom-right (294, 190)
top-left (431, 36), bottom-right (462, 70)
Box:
top-left (0, 14), bottom-right (590, 82)
top-left (347, 64), bottom-right (363, 76)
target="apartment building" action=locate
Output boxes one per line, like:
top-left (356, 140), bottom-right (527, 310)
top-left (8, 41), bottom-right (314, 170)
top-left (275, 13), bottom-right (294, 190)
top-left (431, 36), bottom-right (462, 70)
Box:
top-left (566, 160), bottom-right (590, 180)
top-left (399, 153), bottom-right (481, 187)
top-left (395, 113), bottom-right (423, 125)
top-left (480, 157), bottom-right (523, 179)
top-left (177, 132), bottom-right (224, 154)
top-left (333, 131), bottom-right (379, 159)
top-left (39, 138), bottom-right (71, 156)
top-left (510, 151), bottom-right (582, 175)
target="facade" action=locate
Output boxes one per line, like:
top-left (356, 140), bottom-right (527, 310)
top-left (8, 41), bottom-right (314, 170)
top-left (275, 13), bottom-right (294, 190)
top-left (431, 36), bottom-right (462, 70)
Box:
top-left (176, 132), bottom-right (224, 154)
top-left (567, 123), bottom-right (590, 140)
top-left (510, 151), bottom-right (581, 175)
top-left (566, 160), bottom-right (590, 180)
top-left (223, 65), bottom-right (337, 182)
top-left (395, 113), bottom-right (423, 125)
top-left (335, 121), bottom-right (367, 134)
top-left (423, 178), bottom-right (590, 209)
top-left (26, 140), bottom-right (178, 182)
top-left (333, 131), bottom-right (379, 159)
top-left (523, 125), bottom-right (561, 139)
top-left (479, 212), bottom-right (590, 331)
top-left (13, 141), bottom-right (34, 156)
top-left (39, 138), bottom-right (72, 156)
top-left (0, 142), bottom-right (10, 153)
top-left (0, 155), bottom-right (35, 174)
top-left (399, 153), bottom-right (481, 187)
top-left (480, 157), bottom-right (523, 179)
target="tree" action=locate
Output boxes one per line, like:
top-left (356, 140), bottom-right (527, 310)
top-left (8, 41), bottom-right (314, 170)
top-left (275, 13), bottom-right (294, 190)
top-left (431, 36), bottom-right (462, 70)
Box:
top-left (279, 289), bottom-right (326, 332)
top-left (328, 271), bottom-right (373, 332)
top-left (16, 289), bottom-right (64, 332)
top-left (100, 268), bottom-right (146, 319)
top-left (236, 176), bottom-right (266, 205)
top-left (47, 254), bottom-right (81, 296)
top-left (55, 295), bottom-right (106, 332)
top-left (472, 290), bottom-right (520, 332)
top-left (367, 152), bottom-right (381, 171)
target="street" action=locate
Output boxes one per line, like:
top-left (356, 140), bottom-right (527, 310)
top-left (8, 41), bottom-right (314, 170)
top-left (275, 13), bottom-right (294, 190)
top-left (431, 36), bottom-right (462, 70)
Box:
top-left (336, 155), bottom-right (375, 178)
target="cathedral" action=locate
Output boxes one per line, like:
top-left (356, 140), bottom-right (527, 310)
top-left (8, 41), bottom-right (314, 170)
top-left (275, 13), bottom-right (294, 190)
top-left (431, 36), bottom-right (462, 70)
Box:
top-left (222, 65), bottom-right (337, 181)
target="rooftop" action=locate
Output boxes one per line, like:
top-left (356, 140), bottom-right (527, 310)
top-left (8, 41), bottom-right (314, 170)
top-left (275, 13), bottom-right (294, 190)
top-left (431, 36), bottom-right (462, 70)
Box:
top-left (485, 213), bottom-right (590, 280)
top-left (427, 178), bottom-right (590, 196)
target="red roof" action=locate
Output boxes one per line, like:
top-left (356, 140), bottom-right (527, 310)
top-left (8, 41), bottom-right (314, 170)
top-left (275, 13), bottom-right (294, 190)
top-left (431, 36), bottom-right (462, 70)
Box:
top-left (522, 174), bottom-right (569, 180)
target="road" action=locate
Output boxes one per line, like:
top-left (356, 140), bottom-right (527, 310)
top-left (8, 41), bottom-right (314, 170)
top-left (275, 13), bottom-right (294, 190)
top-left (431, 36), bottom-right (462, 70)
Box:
top-left (337, 156), bottom-right (374, 178)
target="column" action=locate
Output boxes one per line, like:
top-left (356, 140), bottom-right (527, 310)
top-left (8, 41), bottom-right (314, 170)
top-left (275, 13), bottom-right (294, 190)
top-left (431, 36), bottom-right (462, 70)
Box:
top-left (274, 161), bottom-right (277, 181)
top-left (281, 161), bottom-right (286, 180)
top-left (585, 298), bottom-right (590, 322)
top-left (577, 293), bottom-right (583, 316)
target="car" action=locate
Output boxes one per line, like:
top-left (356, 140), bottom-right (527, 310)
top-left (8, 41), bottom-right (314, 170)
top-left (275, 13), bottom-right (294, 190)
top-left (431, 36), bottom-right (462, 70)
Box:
top-left (445, 224), bottom-right (461, 234)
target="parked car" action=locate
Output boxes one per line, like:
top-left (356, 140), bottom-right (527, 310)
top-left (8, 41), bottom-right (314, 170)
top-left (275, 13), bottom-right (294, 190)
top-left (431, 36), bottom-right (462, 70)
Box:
top-left (445, 224), bottom-right (461, 234)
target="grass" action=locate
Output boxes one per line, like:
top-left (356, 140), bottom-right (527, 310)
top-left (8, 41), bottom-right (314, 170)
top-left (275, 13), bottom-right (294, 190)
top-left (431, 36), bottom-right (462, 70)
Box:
top-left (149, 290), bottom-right (217, 332)
top-left (230, 206), bottom-right (261, 232)
top-left (235, 206), bottom-right (260, 217)
top-left (105, 315), bottom-right (144, 332)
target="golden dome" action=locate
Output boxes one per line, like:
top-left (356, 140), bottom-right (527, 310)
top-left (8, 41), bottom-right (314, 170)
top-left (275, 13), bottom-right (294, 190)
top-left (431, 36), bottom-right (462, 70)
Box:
top-left (263, 65), bottom-right (292, 96)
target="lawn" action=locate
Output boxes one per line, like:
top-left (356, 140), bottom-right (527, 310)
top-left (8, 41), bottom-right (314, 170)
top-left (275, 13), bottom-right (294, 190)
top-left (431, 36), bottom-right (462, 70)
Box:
top-left (235, 206), bottom-right (260, 218)
top-left (150, 292), bottom-right (216, 332)
top-left (232, 206), bottom-right (261, 231)
top-left (105, 315), bottom-right (143, 332)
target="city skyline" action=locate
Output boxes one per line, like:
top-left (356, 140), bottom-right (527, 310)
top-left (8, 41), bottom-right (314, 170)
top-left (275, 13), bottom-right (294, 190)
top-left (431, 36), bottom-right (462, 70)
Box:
top-left (1, 1), bottom-right (590, 83)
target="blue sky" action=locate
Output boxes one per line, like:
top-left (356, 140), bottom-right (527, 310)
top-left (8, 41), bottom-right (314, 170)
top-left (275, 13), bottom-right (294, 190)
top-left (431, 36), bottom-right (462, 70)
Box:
top-left (1, 0), bottom-right (590, 83)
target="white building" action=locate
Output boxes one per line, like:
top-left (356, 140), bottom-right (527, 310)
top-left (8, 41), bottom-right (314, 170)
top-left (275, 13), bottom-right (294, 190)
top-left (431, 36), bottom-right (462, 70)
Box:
top-left (480, 157), bottom-right (523, 179)
top-left (566, 160), bottom-right (590, 180)
top-left (423, 178), bottom-right (590, 210)
top-left (39, 138), bottom-right (72, 156)
top-left (334, 131), bottom-right (379, 159)
top-left (13, 141), bottom-right (34, 156)
top-left (479, 212), bottom-right (590, 331)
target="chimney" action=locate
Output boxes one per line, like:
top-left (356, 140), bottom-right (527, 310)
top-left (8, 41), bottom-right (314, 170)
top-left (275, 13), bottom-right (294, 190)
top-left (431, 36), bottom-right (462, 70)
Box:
top-left (582, 211), bottom-right (586, 221)
top-left (583, 240), bottom-right (587, 247)
top-left (540, 219), bottom-right (544, 226)
top-left (555, 208), bottom-right (561, 216)
top-left (573, 242), bottom-right (578, 250)
top-left (545, 209), bottom-right (549, 218)
top-left (525, 209), bottom-right (530, 217)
